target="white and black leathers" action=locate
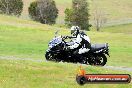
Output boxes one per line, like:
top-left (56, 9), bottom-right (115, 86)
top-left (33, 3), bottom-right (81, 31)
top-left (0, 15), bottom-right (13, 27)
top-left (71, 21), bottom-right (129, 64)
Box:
top-left (68, 31), bottom-right (91, 54)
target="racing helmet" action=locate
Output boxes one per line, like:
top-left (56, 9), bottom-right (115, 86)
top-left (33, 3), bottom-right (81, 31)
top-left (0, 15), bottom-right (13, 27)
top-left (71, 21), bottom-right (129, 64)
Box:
top-left (70, 26), bottom-right (80, 36)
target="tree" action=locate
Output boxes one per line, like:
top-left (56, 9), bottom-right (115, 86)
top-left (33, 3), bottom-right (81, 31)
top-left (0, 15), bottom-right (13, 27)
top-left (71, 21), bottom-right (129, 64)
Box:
top-left (93, 0), bottom-right (107, 31)
top-left (65, 0), bottom-right (91, 30)
top-left (93, 8), bottom-right (107, 31)
top-left (0, 0), bottom-right (23, 17)
top-left (28, 0), bottom-right (58, 25)
top-left (64, 8), bottom-right (73, 27)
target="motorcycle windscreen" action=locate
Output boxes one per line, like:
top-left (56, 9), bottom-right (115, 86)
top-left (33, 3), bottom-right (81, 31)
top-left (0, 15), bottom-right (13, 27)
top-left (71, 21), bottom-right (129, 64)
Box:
top-left (49, 37), bottom-right (62, 48)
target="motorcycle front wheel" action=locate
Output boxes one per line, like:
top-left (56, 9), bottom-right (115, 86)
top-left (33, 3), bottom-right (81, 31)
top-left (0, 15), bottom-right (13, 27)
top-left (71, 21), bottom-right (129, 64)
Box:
top-left (45, 51), bottom-right (61, 62)
top-left (45, 52), bottom-right (54, 61)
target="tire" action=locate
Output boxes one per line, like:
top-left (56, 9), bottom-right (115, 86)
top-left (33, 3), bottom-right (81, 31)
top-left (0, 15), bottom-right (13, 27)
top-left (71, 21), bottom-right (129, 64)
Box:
top-left (45, 52), bottom-right (54, 61)
top-left (96, 54), bottom-right (107, 66)
top-left (45, 52), bottom-right (61, 62)
top-left (88, 54), bottom-right (107, 66)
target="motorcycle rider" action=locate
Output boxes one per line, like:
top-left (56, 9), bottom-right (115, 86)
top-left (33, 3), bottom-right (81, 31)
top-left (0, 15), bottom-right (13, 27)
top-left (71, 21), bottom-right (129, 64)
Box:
top-left (66, 26), bottom-right (91, 54)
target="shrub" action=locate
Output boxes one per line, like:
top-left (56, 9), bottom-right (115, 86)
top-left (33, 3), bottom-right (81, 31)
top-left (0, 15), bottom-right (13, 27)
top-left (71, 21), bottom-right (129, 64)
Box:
top-left (28, 0), bottom-right (58, 25)
top-left (0, 0), bottom-right (23, 17)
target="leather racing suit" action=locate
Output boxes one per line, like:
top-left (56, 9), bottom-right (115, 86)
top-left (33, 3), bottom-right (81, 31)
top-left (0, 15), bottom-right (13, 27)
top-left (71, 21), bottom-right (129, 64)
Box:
top-left (68, 31), bottom-right (91, 54)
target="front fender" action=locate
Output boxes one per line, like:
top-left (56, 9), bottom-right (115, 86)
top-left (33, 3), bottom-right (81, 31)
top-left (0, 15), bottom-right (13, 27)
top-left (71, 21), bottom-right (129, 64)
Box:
top-left (46, 49), bottom-right (61, 54)
top-left (46, 49), bottom-right (51, 52)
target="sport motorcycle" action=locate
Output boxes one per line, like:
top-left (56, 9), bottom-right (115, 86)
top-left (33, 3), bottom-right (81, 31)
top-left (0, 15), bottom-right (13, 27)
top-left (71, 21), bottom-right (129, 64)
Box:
top-left (45, 32), bottom-right (110, 66)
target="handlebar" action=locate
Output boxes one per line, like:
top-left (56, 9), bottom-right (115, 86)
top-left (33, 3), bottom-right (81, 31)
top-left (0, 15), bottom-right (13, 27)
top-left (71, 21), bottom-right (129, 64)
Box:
top-left (62, 36), bottom-right (73, 40)
top-left (62, 36), bottom-right (68, 41)
top-left (61, 36), bottom-right (71, 50)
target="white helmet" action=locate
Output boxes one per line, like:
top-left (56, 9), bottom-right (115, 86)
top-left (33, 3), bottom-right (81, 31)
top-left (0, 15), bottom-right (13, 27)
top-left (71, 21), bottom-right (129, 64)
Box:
top-left (70, 26), bottom-right (80, 36)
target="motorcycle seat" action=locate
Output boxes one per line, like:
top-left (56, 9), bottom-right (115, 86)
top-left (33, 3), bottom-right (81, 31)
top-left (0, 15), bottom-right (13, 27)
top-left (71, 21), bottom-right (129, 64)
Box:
top-left (91, 43), bottom-right (108, 51)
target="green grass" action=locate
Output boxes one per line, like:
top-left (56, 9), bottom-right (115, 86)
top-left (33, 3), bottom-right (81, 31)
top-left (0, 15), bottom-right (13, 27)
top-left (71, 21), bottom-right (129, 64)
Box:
top-left (0, 19), bottom-right (132, 67)
top-left (101, 23), bottom-right (132, 34)
top-left (0, 60), bottom-right (132, 88)
top-left (0, 15), bottom-right (132, 88)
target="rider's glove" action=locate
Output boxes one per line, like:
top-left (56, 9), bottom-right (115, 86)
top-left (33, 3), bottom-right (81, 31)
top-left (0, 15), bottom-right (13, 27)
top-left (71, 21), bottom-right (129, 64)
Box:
top-left (64, 36), bottom-right (69, 39)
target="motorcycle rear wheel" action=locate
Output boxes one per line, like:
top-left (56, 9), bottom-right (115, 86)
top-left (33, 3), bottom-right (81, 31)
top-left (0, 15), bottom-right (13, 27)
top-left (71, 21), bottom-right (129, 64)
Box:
top-left (96, 54), bottom-right (107, 66)
top-left (88, 54), bottom-right (107, 66)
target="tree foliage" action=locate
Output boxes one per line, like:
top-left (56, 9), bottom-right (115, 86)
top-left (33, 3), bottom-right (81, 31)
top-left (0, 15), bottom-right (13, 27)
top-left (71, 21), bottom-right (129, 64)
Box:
top-left (0, 0), bottom-right (23, 17)
top-left (64, 8), bottom-right (73, 27)
top-left (28, 0), bottom-right (58, 25)
top-left (65, 0), bottom-right (91, 30)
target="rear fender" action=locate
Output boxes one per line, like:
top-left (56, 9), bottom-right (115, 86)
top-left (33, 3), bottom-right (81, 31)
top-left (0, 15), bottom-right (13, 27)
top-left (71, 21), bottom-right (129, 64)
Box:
top-left (105, 51), bottom-right (110, 57)
top-left (93, 48), bottom-right (110, 57)
top-left (105, 45), bottom-right (110, 57)
top-left (102, 48), bottom-right (110, 57)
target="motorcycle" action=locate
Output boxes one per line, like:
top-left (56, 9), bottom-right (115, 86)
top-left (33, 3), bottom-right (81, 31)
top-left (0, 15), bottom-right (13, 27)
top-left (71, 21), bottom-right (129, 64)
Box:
top-left (45, 31), bottom-right (110, 66)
